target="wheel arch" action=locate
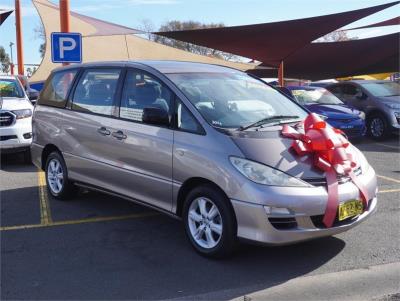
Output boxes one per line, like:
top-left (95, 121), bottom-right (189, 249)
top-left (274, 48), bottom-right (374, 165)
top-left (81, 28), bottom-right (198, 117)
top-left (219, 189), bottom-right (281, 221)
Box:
top-left (175, 177), bottom-right (237, 231)
top-left (41, 144), bottom-right (62, 170)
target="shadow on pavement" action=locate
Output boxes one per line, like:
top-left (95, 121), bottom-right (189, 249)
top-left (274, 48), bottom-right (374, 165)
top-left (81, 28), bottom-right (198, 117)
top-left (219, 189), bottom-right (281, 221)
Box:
top-left (0, 153), bottom-right (35, 173)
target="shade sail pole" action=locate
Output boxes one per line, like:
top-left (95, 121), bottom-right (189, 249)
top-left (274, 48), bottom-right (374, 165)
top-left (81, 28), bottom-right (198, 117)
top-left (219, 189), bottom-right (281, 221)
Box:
top-left (60, 0), bottom-right (71, 66)
top-left (15, 0), bottom-right (24, 75)
top-left (278, 61), bottom-right (284, 86)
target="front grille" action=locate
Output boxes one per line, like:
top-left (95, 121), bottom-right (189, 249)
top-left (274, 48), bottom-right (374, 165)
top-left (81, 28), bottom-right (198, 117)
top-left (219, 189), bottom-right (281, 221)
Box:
top-left (0, 112), bottom-right (15, 127)
top-left (268, 217), bottom-right (297, 230)
top-left (303, 166), bottom-right (362, 187)
top-left (0, 135), bottom-right (18, 141)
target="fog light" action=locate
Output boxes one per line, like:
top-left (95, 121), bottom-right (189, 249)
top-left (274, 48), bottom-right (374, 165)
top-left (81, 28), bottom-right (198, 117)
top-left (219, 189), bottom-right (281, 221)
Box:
top-left (263, 206), bottom-right (291, 215)
top-left (23, 132), bottom-right (32, 139)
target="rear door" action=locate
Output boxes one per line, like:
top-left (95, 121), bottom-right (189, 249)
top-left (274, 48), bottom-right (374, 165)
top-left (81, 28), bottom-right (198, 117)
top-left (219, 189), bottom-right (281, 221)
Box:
top-left (60, 67), bottom-right (124, 189)
top-left (103, 68), bottom-right (174, 211)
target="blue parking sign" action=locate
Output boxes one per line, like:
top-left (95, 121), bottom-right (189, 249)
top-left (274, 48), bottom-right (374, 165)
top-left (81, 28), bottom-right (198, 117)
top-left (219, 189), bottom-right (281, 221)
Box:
top-left (51, 32), bottom-right (82, 63)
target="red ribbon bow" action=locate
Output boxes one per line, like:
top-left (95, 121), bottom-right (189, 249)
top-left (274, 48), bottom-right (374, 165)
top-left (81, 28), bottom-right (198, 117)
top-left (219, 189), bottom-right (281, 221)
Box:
top-left (281, 113), bottom-right (369, 228)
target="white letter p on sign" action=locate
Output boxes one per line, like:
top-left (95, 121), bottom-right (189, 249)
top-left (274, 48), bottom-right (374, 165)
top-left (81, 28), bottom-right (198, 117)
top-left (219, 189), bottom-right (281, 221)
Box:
top-left (59, 37), bottom-right (76, 59)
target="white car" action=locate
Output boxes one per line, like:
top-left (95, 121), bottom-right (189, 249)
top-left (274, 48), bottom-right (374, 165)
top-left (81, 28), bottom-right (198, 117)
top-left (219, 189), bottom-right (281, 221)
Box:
top-left (0, 75), bottom-right (34, 161)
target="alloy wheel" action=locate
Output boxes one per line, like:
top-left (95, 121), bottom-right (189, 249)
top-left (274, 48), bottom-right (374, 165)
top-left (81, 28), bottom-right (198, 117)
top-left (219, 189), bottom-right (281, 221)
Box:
top-left (370, 117), bottom-right (384, 138)
top-left (187, 197), bottom-right (223, 249)
top-left (47, 158), bottom-right (64, 194)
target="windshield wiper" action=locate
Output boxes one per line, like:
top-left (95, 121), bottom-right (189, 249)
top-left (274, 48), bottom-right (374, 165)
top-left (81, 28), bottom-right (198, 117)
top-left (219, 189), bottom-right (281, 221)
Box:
top-left (238, 115), bottom-right (300, 131)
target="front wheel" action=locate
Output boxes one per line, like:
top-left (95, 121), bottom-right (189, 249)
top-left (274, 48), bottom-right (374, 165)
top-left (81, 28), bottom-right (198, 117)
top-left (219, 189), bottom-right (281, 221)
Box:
top-left (368, 113), bottom-right (389, 140)
top-left (45, 151), bottom-right (77, 199)
top-left (183, 185), bottom-right (237, 258)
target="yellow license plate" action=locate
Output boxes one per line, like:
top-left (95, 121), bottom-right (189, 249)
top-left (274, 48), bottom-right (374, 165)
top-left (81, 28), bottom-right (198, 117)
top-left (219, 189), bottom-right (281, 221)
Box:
top-left (338, 200), bottom-right (364, 221)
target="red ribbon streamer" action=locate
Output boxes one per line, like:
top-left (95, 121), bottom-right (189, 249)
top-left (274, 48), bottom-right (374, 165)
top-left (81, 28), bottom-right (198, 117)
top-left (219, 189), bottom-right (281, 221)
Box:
top-left (281, 113), bottom-right (369, 228)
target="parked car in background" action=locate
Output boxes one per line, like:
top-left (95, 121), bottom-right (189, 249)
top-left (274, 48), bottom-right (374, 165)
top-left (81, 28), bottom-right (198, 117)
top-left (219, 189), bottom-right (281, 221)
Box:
top-left (0, 74), bottom-right (33, 161)
top-left (287, 86), bottom-right (366, 139)
top-left (31, 61), bottom-right (377, 257)
top-left (16, 75), bottom-right (39, 104)
top-left (326, 80), bottom-right (400, 139)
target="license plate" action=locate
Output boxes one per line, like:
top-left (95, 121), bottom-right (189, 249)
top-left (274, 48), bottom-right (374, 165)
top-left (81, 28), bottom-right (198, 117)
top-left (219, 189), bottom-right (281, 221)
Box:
top-left (338, 200), bottom-right (363, 221)
top-left (340, 125), bottom-right (354, 129)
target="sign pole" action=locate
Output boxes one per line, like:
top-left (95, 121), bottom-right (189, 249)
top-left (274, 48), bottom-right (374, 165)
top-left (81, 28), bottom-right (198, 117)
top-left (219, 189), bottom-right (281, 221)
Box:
top-left (15, 0), bottom-right (24, 75)
top-left (60, 0), bottom-right (71, 66)
top-left (278, 60), bottom-right (284, 87)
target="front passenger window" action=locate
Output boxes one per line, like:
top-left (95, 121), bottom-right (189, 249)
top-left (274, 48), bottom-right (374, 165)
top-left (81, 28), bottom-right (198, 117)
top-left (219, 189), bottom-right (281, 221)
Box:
top-left (176, 100), bottom-right (203, 134)
top-left (120, 70), bottom-right (173, 123)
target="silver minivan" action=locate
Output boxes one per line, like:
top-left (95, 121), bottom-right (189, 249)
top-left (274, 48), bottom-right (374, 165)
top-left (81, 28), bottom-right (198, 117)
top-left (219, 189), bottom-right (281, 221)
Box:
top-left (31, 61), bottom-right (377, 257)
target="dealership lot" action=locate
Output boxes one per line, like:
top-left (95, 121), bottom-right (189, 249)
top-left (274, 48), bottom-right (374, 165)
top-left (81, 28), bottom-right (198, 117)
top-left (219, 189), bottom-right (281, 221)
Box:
top-left (1, 137), bottom-right (399, 300)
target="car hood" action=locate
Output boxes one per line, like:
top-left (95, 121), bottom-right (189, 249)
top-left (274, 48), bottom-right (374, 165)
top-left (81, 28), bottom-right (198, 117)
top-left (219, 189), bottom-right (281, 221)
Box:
top-left (230, 128), bottom-right (363, 179)
top-left (304, 104), bottom-right (360, 120)
top-left (0, 97), bottom-right (33, 111)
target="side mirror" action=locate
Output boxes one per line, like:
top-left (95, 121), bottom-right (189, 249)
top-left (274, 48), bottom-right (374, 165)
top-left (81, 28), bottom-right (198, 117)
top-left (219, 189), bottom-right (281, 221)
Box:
top-left (355, 91), bottom-right (367, 100)
top-left (28, 89), bottom-right (39, 102)
top-left (142, 107), bottom-right (169, 126)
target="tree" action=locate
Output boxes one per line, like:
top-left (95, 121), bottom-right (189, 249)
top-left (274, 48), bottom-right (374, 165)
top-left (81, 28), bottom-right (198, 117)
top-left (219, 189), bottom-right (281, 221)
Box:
top-left (34, 23), bottom-right (46, 58)
top-left (153, 20), bottom-right (238, 61)
top-left (0, 46), bottom-right (11, 73)
top-left (319, 30), bottom-right (357, 42)
top-left (138, 19), bottom-right (156, 41)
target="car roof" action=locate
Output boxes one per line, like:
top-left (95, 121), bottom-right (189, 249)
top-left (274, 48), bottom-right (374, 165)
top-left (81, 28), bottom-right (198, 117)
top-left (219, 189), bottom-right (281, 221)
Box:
top-left (287, 85), bottom-right (322, 91)
top-left (333, 80), bottom-right (390, 85)
top-left (0, 74), bottom-right (17, 80)
top-left (53, 60), bottom-right (242, 74)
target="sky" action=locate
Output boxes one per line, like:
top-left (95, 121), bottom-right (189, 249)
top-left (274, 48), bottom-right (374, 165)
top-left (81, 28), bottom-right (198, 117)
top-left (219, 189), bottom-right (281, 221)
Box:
top-left (0, 0), bottom-right (399, 66)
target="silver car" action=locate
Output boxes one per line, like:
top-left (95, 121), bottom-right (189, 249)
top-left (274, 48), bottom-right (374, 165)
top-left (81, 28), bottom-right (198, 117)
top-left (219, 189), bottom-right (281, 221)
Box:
top-left (327, 80), bottom-right (400, 139)
top-left (31, 61), bottom-right (377, 257)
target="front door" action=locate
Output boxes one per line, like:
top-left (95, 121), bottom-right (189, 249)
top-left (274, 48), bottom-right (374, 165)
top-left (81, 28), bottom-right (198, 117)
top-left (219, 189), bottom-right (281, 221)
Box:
top-left (105, 68), bottom-right (174, 211)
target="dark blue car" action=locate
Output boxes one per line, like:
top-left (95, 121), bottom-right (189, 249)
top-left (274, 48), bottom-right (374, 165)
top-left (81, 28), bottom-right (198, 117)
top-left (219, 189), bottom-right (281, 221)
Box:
top-left (287, 86), bottom-right (366, 139)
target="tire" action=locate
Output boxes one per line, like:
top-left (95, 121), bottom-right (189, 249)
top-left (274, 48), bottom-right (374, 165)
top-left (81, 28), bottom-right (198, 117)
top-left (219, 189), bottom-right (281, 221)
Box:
top-left (45, 151), bottom-right (77, 200)
top-left (367, 113), bottom-right (389, 140)
top-left (183, 184), bottom-right (237, 258)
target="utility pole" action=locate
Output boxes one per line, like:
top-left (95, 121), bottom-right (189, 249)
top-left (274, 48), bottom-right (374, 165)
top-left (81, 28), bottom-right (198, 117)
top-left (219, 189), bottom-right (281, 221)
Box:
top-left (15, 0), bottom-right (24, 75)
top-left (9, 42), bottom-right (14, 75)
top-left (59, 0), bottom-right (70, 66)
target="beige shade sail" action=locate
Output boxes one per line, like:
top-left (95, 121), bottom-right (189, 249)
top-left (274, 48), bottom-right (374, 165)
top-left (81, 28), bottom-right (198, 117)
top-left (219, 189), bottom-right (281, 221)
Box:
top-left (30, 0), bottom-right (256, 82)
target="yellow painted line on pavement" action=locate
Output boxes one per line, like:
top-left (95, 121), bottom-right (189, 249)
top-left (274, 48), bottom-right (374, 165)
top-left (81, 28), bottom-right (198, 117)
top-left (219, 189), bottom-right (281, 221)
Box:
top-left (0, 212), bottom-right (159, 232)
top-left (377, 175), bottom-right (400, 184)
top-left (378, 188), bottom-right (400, 194)
top-left (38, 170), bottom-right (52, 225)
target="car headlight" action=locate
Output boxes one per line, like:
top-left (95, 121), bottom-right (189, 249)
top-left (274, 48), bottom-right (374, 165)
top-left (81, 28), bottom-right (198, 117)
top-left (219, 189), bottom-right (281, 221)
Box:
top-left (384, 103), bottom-right (400, 110)
top-left (11, 109), bottom-right (32, 119)
top-left (230, 157), bottom-right (310, 187)
top-left (358, 111), bottom-right (365, 120)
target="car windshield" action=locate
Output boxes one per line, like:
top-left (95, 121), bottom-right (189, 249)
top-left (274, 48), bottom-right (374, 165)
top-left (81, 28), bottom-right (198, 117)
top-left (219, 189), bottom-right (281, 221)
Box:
top-left (290, 88), bottom-right (343, 105)
top-left (167, 72), bottom-right (307, 129)
top-left (360, 82), bottom-right (400, 97)
top-left (0, 79), bottom-right (25, 98)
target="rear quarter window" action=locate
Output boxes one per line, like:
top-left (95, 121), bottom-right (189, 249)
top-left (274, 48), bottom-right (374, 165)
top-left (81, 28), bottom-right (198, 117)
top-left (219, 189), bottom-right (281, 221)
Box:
top-left (38, 69), bottom-right (78, 107)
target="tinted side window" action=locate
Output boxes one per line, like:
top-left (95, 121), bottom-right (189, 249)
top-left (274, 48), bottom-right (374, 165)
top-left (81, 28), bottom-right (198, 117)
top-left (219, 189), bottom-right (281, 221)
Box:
top-left (328, 85), bottom-right (343, 98)
top-left (39, 69), bottom-right (77, 107)
top-left (343, 84), bottom-right (361, 97)
top-left (72, 69), bottom-right (121, 116)
top-left (175, 100), bottom-right (203, 134)
top-left (120, 69), bottom-right (173, 123)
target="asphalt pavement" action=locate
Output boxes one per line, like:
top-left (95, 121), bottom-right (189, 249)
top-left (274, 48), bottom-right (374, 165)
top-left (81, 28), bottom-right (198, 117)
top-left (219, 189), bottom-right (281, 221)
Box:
top-left (1, 137), bottom-right (399, 300)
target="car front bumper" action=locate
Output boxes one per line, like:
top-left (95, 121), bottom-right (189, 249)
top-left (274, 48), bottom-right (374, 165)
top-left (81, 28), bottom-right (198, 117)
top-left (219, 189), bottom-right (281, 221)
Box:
top-left (0, 118), bottom-right (32, 152)
top-left (231, 165), bottom-right (377, 245)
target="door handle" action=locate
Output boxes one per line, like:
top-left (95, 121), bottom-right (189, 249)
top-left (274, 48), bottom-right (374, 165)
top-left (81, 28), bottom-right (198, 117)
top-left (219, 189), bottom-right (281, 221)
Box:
top-left (97, 127), bottom-right (111, 136)
top-left (112, 130), bottom-right (127, 140)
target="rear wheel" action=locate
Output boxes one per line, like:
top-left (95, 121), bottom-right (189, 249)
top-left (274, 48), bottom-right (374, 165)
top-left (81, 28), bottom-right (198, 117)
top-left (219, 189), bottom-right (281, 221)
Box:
top-left (45, 151), bottom-right (77, 199)
top-left (183, 184), bottom-right (236, 258)
top-left (368, 113), bottom-right (389, 140)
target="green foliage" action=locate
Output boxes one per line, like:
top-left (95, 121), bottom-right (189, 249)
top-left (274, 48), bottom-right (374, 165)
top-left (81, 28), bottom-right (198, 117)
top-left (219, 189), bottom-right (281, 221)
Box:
top-left (0, 46), bottom-right (11, 73)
